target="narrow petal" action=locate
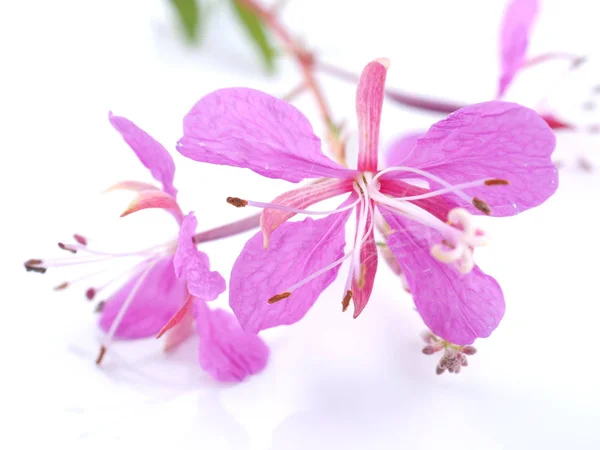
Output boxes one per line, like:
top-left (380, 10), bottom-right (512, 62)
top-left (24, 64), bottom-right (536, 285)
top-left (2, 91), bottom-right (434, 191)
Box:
top-left (194, 299), bottom-right (269, 382)
top-left (177, 88), bottom-right (356, 182)
top-left (230, 204), bottom-right (353, 333)
top-left (109, 112), bottom-right (178, 197)
top-left (356, 58), bottom-right (389, 172)
top-left (384, 132), bottom-right (424, 168)
top-left (498, 0), bottom-right (540, 97)
top-left (105, 180), bottom-right (159, 193)
top-left (174, 213), bottom-right (226, 301)
top-left (163, 309), bottom-right (195, 352)
top-left (383, 101), bottom-right (557, 216)
top-left (99, 257), bottom-right (187, 339)
top-left (261, 178), bottom-right (353, 249)
top-left (379, 208), bottom-right (505, 345)
top-left (120, 189), bottom-right (184, 223)
top-left (351, 203), bottom-right (378, 318)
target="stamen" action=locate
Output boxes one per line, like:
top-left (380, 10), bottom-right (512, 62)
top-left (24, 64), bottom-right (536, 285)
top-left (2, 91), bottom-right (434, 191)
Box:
top-left (341, 290), bottom-right (353, 312)
top-left (86, 288), bottom-right (96, 300)
top-left (484, 179), bottom-right (509, 186)
top-left (240, 196), bottom-right (362, 217)
top-left (73, 234), bottom-right (88, 245)
top-left (96, 259), bottom-right (158, 366)
top-left (267, 292), bottom-right (291, 304)
top-left (227, 197), bottom-right (249, 208)
top-left (53, 282), bottom-right (69, 291)
top-left (472, 197), bottom-right (491, 215)
top-left (58, 242), bottom-right (77, 254)
top-left (283, 251), bottom-right (354, 294)
top-left (24, 259), bottom-right (46, 274)
top-left (95, 301), bottom-right (105, 313)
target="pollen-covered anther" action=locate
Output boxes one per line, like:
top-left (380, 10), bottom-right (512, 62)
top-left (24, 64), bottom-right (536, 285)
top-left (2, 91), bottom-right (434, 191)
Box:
top-left (341, 290), bottom-right (353, 312)
top-left (73, 234), bottom-right (88, 246)
top-left (226, 197), bottom-right (248, 208)
top-left (24, 259), bottom-right (46, 274)
top-left (58, 242), bottom-right (77, 254)
top-left (472, 197), bottom-right (491, 215)
top-left (484, 179), bottom-right (509, 186)
top-left (96, 345), bottom-right (107, 365)
top-left (53, 282), bottom-right (69, 291)
top-left (267, 292), bottom-right (291, 304)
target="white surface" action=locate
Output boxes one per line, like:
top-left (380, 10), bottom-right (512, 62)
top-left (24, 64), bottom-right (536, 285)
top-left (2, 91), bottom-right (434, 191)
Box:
top-left (2, 0), bottom-right (600, 449)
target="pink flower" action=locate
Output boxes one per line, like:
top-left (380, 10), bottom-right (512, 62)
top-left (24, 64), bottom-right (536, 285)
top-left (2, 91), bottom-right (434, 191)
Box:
top-left (177, 58), bottom-right (557, 345)
top-left (26, 113), bottom-right (268, 382)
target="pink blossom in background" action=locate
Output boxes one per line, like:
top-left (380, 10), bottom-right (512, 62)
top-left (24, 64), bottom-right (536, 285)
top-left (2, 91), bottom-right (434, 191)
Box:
top-left (177, 58), bottom-right (557, 346)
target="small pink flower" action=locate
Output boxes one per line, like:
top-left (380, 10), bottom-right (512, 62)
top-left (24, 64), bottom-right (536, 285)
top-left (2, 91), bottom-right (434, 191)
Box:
top-left (177, 58), bottom-right (557, 345)
top-left (26, 113), bottom-right (268, 382)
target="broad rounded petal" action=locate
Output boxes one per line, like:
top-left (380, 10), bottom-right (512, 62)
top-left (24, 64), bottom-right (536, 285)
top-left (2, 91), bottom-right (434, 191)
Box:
top-left (177, 88), bottom-right (356, 183)
top-left (230, 206), bottom-right (353, 333)
top-left (174, 213), bottom-right (226, 301)
top-left (99, 257), bottom-right (187, 339)
top-left (384, 132), bottom-right (424, 168)
top-left (194, 299), bottom-right (269, 382)
top-left (109, 112), bottom-right (178, 197)
top-left (351, 203), bottom-right (378, 318)
top-left (120, 189), bottom-right (184, 223)
top-left (379, 208), bottom-right (505, 345)
top-left (498, 0), bottom-right (540, 97)
top-left (261, 178), bottom-right (353, 248)
top-left (356, 58), bottom-right (389, 172)
top-left (384, 102), bottom-right (557, 216)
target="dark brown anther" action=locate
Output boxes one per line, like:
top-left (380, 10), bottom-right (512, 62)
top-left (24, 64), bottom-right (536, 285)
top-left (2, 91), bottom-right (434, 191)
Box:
top-left (95, 301), bottom-right (106, 313)
top-left (226, 197), bottom-right (248, 208)
top-left (472, 197), bottom-right (491, 215)
top-left (267, 292), bottom-right (291, 304)
top-left (58, 242), bottom-right (77, 254)
top-left (95, 345), bottom-right (107, 365)
top-left (73, 234), bottom-right (88, 246)
top-left (24, 259), bottom-right (46, 274)
top-left (341, 290), bottom-right (353, 312)
top-left (86, 288), bottom-right (96, 301)
top-left (53, 282), bottom-right (69, 291)
top-left (484, 179), bottom-right (509, 186)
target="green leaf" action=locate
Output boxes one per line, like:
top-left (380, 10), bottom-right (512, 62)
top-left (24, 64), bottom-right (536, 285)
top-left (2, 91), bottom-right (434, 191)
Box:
top-left (230, 0), bottom-right (277, 73)
top-left (170, 0), bottom-right (201, 43)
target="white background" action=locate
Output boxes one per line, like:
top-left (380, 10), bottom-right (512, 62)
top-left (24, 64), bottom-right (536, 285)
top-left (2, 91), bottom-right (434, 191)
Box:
top-left (2, 0), bottom-right (599, 448)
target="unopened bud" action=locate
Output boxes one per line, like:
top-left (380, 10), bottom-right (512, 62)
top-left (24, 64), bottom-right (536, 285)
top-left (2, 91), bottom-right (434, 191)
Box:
top-left (461, 345), bottom-right (477, 355)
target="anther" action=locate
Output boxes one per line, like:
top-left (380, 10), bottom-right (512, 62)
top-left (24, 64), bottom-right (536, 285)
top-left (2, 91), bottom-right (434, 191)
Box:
top-left (267, 292), bottom-right (291, 304)
top-left (472, 197), bottom-right (491, 215)
top-left (95, 345), bottom-right (107, 365)
top-left (95, 301), bottom-right (105, 313)
top-left (58, 242), bottom-right (77, 254)
top-left (341, 290), bottom-right (353, 312)
top-left (226, 197), bottom-right (248, 208)
top-left (86, 288), bottom-right (96, 301)
top-left (53, 282), bottom-right (69, 291)
top-left (73, 234), bottom-right (88, 246)
top-left (24, 259), bottom-right (46, 274)
top-left (484, 179), bottom-right (509, 186)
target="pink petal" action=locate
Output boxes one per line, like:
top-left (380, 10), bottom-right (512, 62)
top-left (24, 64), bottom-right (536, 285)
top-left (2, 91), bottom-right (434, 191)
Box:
top-left (498, 0), bottom-right (540, 97)
top-left (155, 294), bottom-right (193, 339)
top-left (99, 257), bottom-right (187, 339)
top-left (384, 132), bottom-right (424, 168)
top-left (230, 203), bottom-right (353, 333)
top-left (105, 180), bottom-right (160, 193)
top-left (383, 101), bottom-right (557, 217)
top-left (351, 203), bottom-right (378, 318)
top-left (194, 299), bottom-right (269, 382)
top-left (109, 112), bottom-right (178, 197)
top-left (177, 88), bottom-right (356, 183)
top-left (174, 213), bottom-right (226, 301)
top-left (120, 189), bottom-right (184, 223)
top-left (379, 208), bottom-right (505, 345)
top-left (356, 58), bottom-right (389, 172)
top-left (163, 309), bottom-right (195, 352)
top-left (261, 178), bottom-right (353, 249)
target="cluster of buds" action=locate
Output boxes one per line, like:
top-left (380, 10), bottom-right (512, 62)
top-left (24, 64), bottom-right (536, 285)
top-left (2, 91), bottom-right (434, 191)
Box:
top-left (421, 331), bottom-right (477, 375)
